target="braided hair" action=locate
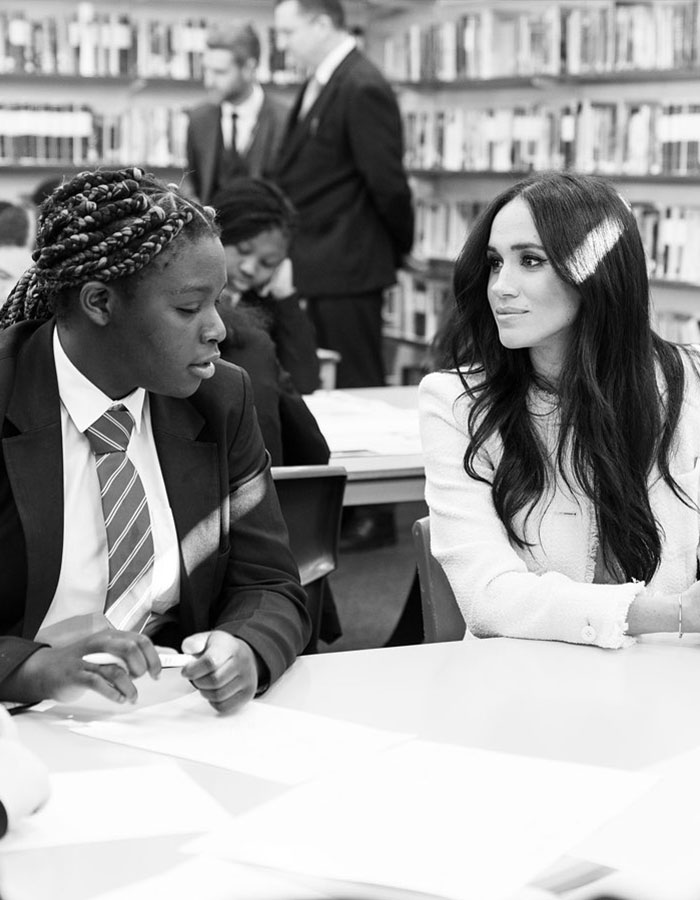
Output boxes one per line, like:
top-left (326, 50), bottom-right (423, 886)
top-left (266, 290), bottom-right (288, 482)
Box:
top-left (0, 167), bottom-right (218, 329)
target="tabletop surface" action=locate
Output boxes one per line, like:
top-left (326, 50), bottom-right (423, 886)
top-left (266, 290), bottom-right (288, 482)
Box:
top-left (5, 635), bottom-right (700, 899)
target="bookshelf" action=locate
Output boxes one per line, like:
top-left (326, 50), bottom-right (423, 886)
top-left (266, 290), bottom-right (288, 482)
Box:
top-left (0, 0), bottom-right (376, 203)
top-left (366, 0), bottom-right (700, 379)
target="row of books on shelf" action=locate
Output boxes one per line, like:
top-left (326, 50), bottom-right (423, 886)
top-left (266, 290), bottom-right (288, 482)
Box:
top-left (384, 269), bottom-right (700, 347)
top-left (0, 8), bottom-right (299, 82)
top-left (413, 198), bottom-right (700, 285)
top-left (0, 105), bottom-right (188, 168)
top-left (404, 102), bottom-right (700, 176)
top-left (384, 1), bottom-right (700, 82)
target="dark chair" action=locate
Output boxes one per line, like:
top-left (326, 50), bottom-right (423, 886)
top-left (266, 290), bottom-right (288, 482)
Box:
top-left (412, 516), bottom-right (467, 642)
top-left (272, 465), bottom-right (347, 652)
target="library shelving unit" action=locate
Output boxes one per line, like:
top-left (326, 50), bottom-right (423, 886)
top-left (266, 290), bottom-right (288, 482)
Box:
top-left (0, 0), bottom-right (364, 203)
top-left (365, 0), bottom-right (700, 381)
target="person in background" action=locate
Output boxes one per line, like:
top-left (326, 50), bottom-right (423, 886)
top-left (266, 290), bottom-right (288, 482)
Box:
top-left (420, 171), bottom-right (700, 647)
top-left (273, 0), bottom-right (414, 551)
top-left (0, 203), bottom-right (32, 306)
top-left (186, 22), bottom-right (288, 205)
top-left (214, 178), bottom-right (341, 645)
top-left (0, 166), bottom-right (310, 712)
top-left (213, 176), bottom-right (320, 395)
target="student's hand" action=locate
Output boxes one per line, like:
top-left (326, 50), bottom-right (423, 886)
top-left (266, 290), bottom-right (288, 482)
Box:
top-left (3, 630), bottom-right (161, 705)
top-left (262, 257), bottom-right (295, 300)
top-left (180, 630), bottom-right (259, 714)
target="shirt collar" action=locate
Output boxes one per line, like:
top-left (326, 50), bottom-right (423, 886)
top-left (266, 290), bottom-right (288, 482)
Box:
top-left (221, 82), bottom-right (264, 120)
top-left (313, 35), bottom-right (356, 86)
top-left (53, 326), bottom-right (146, 435)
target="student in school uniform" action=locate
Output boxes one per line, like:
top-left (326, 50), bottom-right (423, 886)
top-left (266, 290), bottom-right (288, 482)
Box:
top-left (0, 166), bottom-right (311, 712)
top-left (186, 22), bottom-right (288, 205)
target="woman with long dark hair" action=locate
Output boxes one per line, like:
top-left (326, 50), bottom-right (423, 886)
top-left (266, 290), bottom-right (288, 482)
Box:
top-left (420, 171), bottom-right (700, 646)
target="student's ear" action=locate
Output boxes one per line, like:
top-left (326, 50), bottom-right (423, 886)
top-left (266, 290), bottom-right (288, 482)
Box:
top-left (77, 280), bottom-right (116, 326)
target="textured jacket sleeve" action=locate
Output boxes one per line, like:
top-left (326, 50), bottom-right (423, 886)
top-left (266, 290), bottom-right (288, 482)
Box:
top-left (419, 372), bottom-right (641, 649)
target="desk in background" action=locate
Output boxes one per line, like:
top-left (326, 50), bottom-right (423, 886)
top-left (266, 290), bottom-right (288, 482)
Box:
top-left (6, 636), bottom-right (700, 900)
top-left (304, 386), bottom-right (424, 506)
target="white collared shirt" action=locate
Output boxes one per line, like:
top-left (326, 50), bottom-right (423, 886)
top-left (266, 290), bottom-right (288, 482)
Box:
top-left (313, 35), bottom-right (356, 87)
top-left (36, 328), bottom-right (180, 645)
top-left (220, 83), bottom-right (264, 154)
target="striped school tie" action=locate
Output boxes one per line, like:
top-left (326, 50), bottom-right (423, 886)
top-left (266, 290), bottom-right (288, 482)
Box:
top-left (85, 406), bottom-right (154, 632)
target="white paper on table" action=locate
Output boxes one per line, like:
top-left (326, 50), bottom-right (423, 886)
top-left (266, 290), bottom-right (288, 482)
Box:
top-left (88, 856), bottom-right (329, 900)
top-left (71, 695), bottom-right (412, 785)
top-left (0, 763), bottom-right (232, 853)
top-left (185, 739), bottom-right (656, 900)
top-left (571, 744), bottom-right (700, 882)
top-left (304, 392), bottom-right (421, 456)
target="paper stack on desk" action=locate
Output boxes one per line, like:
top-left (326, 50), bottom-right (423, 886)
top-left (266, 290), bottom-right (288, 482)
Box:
top-left (303, 391), bottom-right (421, 456)
top-left (185, 739), bottom-right (655, 900)
top-left (71, 694), bottom-right (411, 786)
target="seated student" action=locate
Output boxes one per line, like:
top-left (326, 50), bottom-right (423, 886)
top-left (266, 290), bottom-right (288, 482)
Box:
top-left (0, 166), bottom-right (311, 712)
top-left (213, 177), bottom-right (320, 395)
top-left (0, 202), bottom-right (32, 307)
top-left (420, 171), bottom-right (700, 647)
top-left (214, 177), bottom-right (329, 466)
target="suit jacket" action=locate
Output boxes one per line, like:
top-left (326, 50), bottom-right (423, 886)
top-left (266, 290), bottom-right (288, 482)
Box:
top-left (273, 48), bottom-right (414, 297)
top-left (0, 320), bottom-right (311, 690)
top-left (186, 92), bottom-right (288, 205)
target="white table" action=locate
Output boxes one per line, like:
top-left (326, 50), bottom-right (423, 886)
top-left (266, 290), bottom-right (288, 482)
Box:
top-left (5, 636), bottom-right (700, 899)
top-left (304, 386), bottom-right (424, 506)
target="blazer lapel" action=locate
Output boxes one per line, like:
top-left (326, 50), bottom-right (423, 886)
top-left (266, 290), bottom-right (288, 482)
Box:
top-left (245, 99), bottom-right (272, 177)
top-left (197, 104), bottom-right (223, 205)
top-left (276, 51), bottom-right (358, 171)
top-left (149, 394), bottom-right (221, 635)
top-left (2, 322), bottom-right (64, 637)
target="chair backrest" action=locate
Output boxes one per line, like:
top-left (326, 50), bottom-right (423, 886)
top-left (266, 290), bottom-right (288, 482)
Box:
top-left (271, 464), bottom-right (347, 585)
top-left (412, 516), bottom-right (467, 643)
top-left (272, 465), bottom-right (347, 651)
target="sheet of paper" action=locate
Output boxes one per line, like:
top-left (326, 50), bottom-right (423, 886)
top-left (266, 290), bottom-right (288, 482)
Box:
top-left (71, 695), bottom-right (411, 785)
top-left (186, 740), bottom-right (655, 900)
top-left (0, 763), bottom-right (231, 853)
top-left (88, 857), bottom-right (329, 900)
top-left (572, 744), bottom-right (700, 881)
top-left (304, 392), bottom-right (421, 456)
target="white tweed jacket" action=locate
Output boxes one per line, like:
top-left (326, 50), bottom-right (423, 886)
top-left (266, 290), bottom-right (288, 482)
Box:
top-left (419, 367), bottom-right (700, 649)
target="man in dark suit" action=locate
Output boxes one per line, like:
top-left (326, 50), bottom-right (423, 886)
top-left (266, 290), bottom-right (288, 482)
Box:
top-left (273, 0), bottom-right (414, 390)
top-left (186, 23), bottom-right (288, 205)
top-left (273, 0), bottom-right (415, 550)
top-left (0, 167), bottom-right (310, 712)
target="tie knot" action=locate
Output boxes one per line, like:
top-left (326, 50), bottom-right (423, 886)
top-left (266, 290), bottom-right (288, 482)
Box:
top-left (85, 406), bottom-right (135, 455)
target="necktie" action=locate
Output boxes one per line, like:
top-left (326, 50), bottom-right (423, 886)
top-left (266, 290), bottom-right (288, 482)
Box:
top-left (85, 406), bottom-right (154, 632)
top-left (230, 110), bottom-right (239, 153)
top-left (298, 75), bottom-right (321, 120)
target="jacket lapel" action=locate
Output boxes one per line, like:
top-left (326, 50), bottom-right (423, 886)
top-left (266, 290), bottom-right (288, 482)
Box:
top-left (198, 104), bottom-right (223, 205)
top-left (2, 322), bottom-right (64, 637)
top-left (276, 50), bottom-right (358, 172)
top-left (149, 393), bottom-right (221, 634)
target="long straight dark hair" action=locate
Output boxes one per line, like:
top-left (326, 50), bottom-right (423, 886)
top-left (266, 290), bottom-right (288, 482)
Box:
top-left (436, 171), bottom-right (696, 583)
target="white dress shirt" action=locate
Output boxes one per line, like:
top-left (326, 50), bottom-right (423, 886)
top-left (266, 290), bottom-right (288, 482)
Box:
top-left (220, 83), bottom-right (264, 154)
top-left (313, 35), bottom-right (356, 87)
top-left (36, 328), bottom-right (180, 645)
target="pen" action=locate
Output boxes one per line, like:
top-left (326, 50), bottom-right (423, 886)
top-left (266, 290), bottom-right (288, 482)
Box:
top-left (82, 651), bottom-right (194, 670)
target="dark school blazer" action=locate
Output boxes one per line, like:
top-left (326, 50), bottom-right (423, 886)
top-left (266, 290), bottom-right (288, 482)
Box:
top-left (186, 92), bottom-right (288, 205)
top-left (273, 48), bottom-right (415, 297)
top-left (0, 320), bottom-right (311, 690)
